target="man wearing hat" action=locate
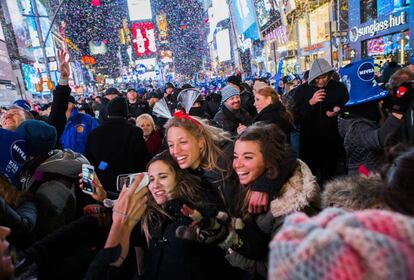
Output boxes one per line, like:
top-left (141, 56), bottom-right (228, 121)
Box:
top-left (98, 87), bottom-right (120, 123)
top-left (1, 100), bottom-right (34, 131)
top-left (213, 85), bottom-right (251, 135)
top-left (163, 82), bottom-right (178, 112)
top-left (292, 58), bottom-right (349, 184)
top-left (228, 75), bottom-right (256, 117)
top-left (85, 96), bottom-right (149, 198)
top-left (126, 88), bottom-right (150, 118)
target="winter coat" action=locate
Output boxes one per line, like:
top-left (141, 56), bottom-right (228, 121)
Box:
top-left (213, 106), bottom-right (251, 135)
top-left (128, 100), bottom-right (150, 118)
top-left (292, 80), bottom-right (348, 179)
top-left (84, 199), bottom-right (242, 280)
top-left (85, 118), bottom-right (149, 197)
top-left (48, 85), bottom-right (73, 143)
top-left (224, 159), bottom-right (320, 275)
top-left (204, 93), bottom-right (221, 118)
top-left (0, 194), bottom-right (37, 249)
top-left (98, 97), bottom-right (111, 124)
top-left (252, 103), bottom-right (293, 138)
top-left (338, 114), bottom-right (402, 174)
top-left (321, 173), bottom-right (387, 210)
top-left (60, 108), bottom-right (99, 155)
top-left (145, 129), bottom-right (163, 158)
top-left (141, 199), bottom-right (241, 280)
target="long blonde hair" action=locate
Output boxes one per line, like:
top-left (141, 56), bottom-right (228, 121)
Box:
top-left (164, 116), bottom-right (231, 171)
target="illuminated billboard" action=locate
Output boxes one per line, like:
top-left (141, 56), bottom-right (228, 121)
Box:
top-left (254, 0), bottom-right (281, 32)
top-left (216, 29), bottom-right (231, 62)
top-left (131, 22), bottom-right (157, 57)
top-left (127, 0), bottom-right (152, 21)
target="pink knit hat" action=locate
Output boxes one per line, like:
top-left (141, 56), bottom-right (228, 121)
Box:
top-left (269, 208), bottom-right (414, 280)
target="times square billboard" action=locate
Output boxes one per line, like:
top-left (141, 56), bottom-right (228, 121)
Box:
top-left (127, 0), bottom-right (153, 21)
top-left (131, 22), bottom-right (157, 57)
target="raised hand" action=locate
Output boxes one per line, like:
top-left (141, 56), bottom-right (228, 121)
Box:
top-left (57, 49), bottom-right (70, 80)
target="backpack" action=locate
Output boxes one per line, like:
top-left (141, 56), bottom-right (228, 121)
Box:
top-left (20, 149), bottom-right (90, 237)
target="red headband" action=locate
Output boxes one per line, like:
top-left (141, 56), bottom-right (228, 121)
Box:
top-left (173, 111), bottom-right (201, 127)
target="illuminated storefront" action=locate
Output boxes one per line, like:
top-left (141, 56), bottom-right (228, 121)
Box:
top-left (348, 0), bottom-right (412, 65)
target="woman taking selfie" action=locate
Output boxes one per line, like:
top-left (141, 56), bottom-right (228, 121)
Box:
top-left (85, 151), bottom-right (240, 279)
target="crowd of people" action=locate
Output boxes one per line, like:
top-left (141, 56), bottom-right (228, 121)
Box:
top-left (1, 49), bottom-right (414, 280)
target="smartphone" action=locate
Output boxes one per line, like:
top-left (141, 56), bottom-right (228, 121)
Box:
top-left (116, 172), bottom-right (149, 193)
top-left (82, 164), bottom-right (95, 195)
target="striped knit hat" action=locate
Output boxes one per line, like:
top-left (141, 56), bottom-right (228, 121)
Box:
top-left (269, 208), bottom-right (414, 280)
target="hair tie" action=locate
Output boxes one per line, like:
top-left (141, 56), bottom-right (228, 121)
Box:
top-left (173, 111), bottom-right (201, 128)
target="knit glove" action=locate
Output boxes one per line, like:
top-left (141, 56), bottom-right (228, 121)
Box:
top-left (390, 82), bottom-right (413, 113)
top-left (176, 204), bottom-right (230, 244)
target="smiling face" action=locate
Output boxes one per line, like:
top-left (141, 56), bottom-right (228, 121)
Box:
top-left (224, 94), bottom-right (241, 110)
top-left (233, 140), bottom-right (266, 186)
top-left (254, 93), bottom-right (272, 114)
top-left (148, 160), bottom-right (177, 205)
top-left (138, 118), bottom-right (154, 137)
top-left (0, 108), bottom-right (26, 131)
top-left (167, 126), bottom-right (204, 169)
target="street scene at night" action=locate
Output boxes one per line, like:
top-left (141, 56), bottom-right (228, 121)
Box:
top-left (1, 0), bottom-right (414, 279)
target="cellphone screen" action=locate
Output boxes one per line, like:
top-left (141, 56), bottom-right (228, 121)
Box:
top-left (82, 165), bottom-right (95, 193)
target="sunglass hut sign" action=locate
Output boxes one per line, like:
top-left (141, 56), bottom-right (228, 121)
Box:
top-left (349, 12), bottom-right (406, 42)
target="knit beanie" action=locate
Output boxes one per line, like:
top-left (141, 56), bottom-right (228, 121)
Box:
top-left (269, 208), bottom-right (414, 280)
top-left (227, 75), bottom-right (242, 88)
top-left (16, 120), bottom-right (57, 157)
top-left (107, 96), bottom-right (128, 118)
top-left (220, 85), bottom-right (240, 105)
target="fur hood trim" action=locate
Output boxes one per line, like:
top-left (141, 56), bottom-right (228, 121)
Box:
top-left (270, 160), bottom-right (320, 217)
top-left (322, 173), bottom-right (387, 210)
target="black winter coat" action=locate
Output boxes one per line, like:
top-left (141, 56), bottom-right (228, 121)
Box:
top-left (252, 103), bottom-right (293, 138)
top-left (292, 80), bottom-right (348, 166)
top-left (213, 106), bottom-right (251, 135)
top-left (128, 100), bottom-right (150, 118)
top-left (85, 118), bottom-right (149, 197)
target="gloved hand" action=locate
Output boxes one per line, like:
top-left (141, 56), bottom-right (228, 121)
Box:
top-left (391, 82), bottom-right (413, 113)
top-left (176, 204), bottom-right (230, 244)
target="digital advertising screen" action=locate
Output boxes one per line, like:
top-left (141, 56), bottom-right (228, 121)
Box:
top-left (231, 0), bottom-right (257, 37)
top-left (127, 0), bottom-right (152, 21)
top-left (254, 0), bottom-right (282, 31)
top-left (309, 4), bottom-right (329, 44)
top-left (216, 29), bottom-right (231, 62)
top-left (367, 37), bottom-right (385, 56)
top-left (131, 22), bottom-right (157, 57)
top-left (89, 40), bottom-right (108, 55)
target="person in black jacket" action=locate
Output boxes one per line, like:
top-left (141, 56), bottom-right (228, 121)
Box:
top-left (126, 88), bottom-right (150, 118)
top-left (97, 88), bottom-right (120, 124)
top-left (213, 85), bottom-right (251, 135)
top-left (252, 86), bottom-right (293, 138)
top-left (85, 97), bottom-right (149, 198)
top-left (292, 58), bottom-right (348, 184)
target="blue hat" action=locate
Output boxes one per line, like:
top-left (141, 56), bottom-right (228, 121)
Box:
top-left (16, 120), bottom-right (57, 157)
top-left (410, 54), bottom-right (414, 65)
top-left (13, 100), bottom-right (31, 112)
top-left (221, 85), bottom-right (240, 105)
top-left (339, 58), bottom-right (388, 106)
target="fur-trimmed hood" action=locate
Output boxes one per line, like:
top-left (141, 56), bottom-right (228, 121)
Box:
top-left (270, 159), bottom-right (320, 218)
top-left (322, 173), bottom-right (387, 210)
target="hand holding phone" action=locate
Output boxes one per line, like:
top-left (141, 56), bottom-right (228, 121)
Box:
top-left (116, 172), bottom-right (149, 193)
top-left (82, 164), bottom-right (95, 195)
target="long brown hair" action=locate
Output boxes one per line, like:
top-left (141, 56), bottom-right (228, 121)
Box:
top-left (257, 86), bottom-right (293, 124)
top-left (232, 123), bottom-right (289, 220)
top-left (141, 150), bottom-right (204, 243)
top-left (164, 116), bottom-right (231, 171)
